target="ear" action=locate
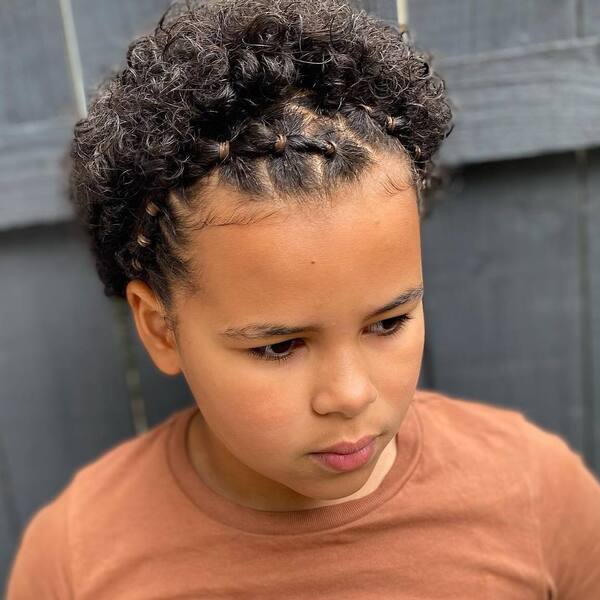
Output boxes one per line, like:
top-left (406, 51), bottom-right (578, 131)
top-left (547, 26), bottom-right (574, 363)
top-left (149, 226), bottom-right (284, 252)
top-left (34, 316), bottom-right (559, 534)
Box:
top-left (125, 280), bottom-right (181, 376)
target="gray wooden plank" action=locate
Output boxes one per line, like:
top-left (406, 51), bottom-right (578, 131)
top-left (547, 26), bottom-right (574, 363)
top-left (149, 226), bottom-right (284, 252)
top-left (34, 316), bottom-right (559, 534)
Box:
top-left (408, 0), bottom-right (578, 59)
top-left (0, 221), bottom-right (134, 584)
top-left (71, 0), bottom-right (173, 99)
top-left (0, 118), bottom-right (75, 230)
top-left (361, 0), bottom-right (398, 23)
top-left (0, 0), bottom-right (73, 123)
top-left (583, 0), bottom-right (600, 36)
top-left (436, 36), bottom-right (600, 166)
top-left (0, 0), bottom-right (77, 231)
top-left (421, 152), bottom-right (586, 457)
top-left (585, 149), bottom-right (600, 472)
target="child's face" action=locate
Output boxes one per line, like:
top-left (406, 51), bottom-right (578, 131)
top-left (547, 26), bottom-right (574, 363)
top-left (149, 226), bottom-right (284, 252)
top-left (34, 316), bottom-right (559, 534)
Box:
top-left (133, 156), bottom-right (424, 510)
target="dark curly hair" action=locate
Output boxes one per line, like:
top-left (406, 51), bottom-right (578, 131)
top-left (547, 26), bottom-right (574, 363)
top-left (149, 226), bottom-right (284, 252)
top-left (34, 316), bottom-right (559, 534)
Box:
top-left (68, 0), bottom-right (452, 322)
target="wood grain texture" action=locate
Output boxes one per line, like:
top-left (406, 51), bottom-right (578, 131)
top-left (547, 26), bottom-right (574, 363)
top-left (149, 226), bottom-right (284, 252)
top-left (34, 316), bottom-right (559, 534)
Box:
top-left (407, 0), bottom-right (578, 59)
top-left (71, 0), bottom-right (173, 102)
top-left (0, 0), bottom-right (78, 231)
top-left (435, 37), bottom-right (600, 166)
top-left (361, 0), bottom-right (398, 23)
top-left (0, 117), bottom-right (75, 230)
top-left (421, 153), bottom-right (586, 457)
top-left (0, 0), bottom-right (73, 123)
top-left (583, 0), bottom-right (600, 36)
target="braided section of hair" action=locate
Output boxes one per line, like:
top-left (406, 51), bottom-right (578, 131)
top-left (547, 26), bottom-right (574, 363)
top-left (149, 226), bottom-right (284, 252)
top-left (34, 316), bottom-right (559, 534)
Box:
top-left (68, 0), bottom-right (452, 312)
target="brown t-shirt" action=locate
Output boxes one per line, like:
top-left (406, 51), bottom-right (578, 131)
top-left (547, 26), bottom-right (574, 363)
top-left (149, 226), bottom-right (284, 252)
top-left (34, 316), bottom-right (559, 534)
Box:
top-left (6, 389), bottom-right (600, 599)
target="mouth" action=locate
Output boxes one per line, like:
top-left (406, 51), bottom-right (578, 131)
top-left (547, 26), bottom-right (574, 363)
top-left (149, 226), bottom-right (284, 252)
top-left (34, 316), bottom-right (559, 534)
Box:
top-left (313, 435), bottom-right (377, 455)
top-left (309, 438), bottom-right (377, 472)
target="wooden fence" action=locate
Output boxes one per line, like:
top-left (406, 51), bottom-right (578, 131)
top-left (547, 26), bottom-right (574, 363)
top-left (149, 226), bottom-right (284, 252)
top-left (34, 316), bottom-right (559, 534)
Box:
top-left (1, 0), bottom-right (598, 589)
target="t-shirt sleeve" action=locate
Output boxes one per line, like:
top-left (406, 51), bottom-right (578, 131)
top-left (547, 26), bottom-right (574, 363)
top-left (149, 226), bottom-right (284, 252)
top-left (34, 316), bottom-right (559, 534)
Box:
top-left (5, 485), bottom-right (73, 600)
top-left (531, 425), bottom-right (600, 598)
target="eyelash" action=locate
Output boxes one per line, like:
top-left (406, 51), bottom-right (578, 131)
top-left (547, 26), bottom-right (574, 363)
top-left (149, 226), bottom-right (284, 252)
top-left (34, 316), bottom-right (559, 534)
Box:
top-left (247, 314), bottom-right (413, 364)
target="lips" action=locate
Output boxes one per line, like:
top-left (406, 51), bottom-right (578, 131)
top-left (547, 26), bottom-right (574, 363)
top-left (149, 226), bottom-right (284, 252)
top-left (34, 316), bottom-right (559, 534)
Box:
top-left (313, 435), bottom-right (376, 455)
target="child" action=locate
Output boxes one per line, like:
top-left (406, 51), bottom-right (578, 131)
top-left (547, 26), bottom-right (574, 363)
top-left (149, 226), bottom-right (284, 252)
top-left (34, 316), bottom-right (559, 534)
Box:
top-left (7, 0), bottom-right (600, 597)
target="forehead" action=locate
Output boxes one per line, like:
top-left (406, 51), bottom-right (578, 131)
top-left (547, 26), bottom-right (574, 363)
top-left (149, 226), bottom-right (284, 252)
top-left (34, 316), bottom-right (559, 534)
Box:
top-left (181, 158), bottom-right (421, 316)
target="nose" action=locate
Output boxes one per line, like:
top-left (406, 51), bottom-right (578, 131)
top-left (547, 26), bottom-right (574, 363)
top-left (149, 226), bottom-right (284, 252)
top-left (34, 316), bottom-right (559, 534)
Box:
top-left (310, 346), bottom-right (378, 418)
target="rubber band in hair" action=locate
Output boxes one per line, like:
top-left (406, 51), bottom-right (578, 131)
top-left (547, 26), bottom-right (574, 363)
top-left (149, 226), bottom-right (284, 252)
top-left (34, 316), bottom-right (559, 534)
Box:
top-left (323, 140), bottom-right (337, 157)
top-left (145, 201), bottom-right (159, 217)
top-left (218, 140), bottom-right (230, 161)
top-left (273, 134), bottom-right (287, 154)
top-left (137, 233), bottom-right (151, 247)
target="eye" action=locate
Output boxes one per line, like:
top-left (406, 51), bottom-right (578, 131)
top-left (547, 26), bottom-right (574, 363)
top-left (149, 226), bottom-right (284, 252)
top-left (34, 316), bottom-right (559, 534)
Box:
top-left (247, 313), bottom-right (413, 363)
top-left (247, 338), bottom-right (301, 363)
top-left (367, 314), bottom-right (412, 337)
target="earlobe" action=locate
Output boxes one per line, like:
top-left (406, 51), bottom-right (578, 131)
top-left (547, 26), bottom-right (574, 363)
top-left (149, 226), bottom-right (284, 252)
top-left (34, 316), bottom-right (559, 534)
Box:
top-left (125, 280), bottom-right (182, 376)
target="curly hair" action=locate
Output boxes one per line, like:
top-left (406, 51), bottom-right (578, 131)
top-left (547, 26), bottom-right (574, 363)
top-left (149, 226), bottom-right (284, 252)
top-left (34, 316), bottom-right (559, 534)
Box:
top-left (68, 0), bottom-right (452, 320)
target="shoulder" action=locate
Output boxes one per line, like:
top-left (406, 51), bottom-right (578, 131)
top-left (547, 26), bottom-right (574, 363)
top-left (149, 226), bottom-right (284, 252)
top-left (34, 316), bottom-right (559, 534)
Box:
top-left (410, 387), bottom-right (585, 482)
top-left (412, 387), bottom-right (600, 515)
top-left (72, 406), bottom-right (184, 481)
top-left (413, 388), bottom-right (592, 472)
top-left (6, 484), bottom-right (73, 599)
top-left (6, 405), bottom-right (195, 598)
top-left (412, 387), bottom-right (533, 449)
top-left (68, 405), bottom-right (194, 516)
top-left (412, 389), bottom-right (600, 596)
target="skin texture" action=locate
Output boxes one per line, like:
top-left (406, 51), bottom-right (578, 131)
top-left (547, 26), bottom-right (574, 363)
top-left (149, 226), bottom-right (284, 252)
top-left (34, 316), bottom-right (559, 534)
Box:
top-left (126, 155), bottom-right (425, 511)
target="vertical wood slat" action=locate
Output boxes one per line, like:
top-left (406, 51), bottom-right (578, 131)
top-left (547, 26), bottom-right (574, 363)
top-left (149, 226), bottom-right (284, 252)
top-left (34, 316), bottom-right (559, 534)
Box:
top-left (0, 0), bottom-right (73, 123)
top-left (420, 153), bottom-right (587, 458)
top-left (0, 223), bottom-right (134, 588)
top-left (0, 433), bottom-right (20, 593)
top-left (585, 149), bottom-right (600, 472)
top-left (71, 0), bottom-right (173, 96)
top-left (582, 0), bottom-right (600, 36)
top-left (58, 0), bottom-right (88, 117)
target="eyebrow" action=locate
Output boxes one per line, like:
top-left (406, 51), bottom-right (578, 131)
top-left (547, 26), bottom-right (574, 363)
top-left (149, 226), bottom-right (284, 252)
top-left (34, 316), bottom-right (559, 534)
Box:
top-left (219, 285), bottom-right (424, 341)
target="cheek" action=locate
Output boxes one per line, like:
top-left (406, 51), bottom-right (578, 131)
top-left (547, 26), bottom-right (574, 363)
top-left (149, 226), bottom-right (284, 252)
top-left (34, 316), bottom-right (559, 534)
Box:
top-left (403, 307), bottom-right (425, 364)
top-left (378, 308), bottom-right (425, 392)
top-left (183, 346), bottom-right (303, 450)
